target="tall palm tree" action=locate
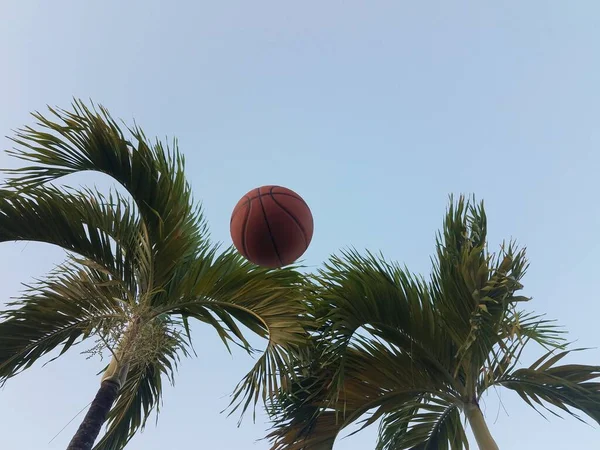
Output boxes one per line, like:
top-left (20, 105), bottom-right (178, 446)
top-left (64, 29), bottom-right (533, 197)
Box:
top-left (0, 101), bottom-right (308, 450)
top-left (267, 197), bottom-right (600, 450)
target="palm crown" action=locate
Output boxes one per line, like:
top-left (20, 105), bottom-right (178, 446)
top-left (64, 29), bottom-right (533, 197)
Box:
top-left (0, 101), bottom-right (308, 449)
top-left (267, 197), bottom-right (600, 450)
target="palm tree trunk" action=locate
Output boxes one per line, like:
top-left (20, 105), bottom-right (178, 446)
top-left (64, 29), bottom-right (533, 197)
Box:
top-left (66, 379), bottom-right (120, 450)
top-left (67, 319), bottom-right (138, 449)
top-left (465, 403), bottom-right (499, 450)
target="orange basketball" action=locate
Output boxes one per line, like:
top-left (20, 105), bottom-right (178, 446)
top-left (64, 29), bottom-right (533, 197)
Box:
top-left (230, 185), bottom-right (314, 268)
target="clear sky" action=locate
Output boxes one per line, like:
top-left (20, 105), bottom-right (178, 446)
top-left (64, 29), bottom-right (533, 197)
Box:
top-left (1, 1), bottom-right (599, 449)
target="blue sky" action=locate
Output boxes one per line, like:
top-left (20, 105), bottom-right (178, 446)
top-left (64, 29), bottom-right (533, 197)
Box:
top-left (1, 1), bottom-right (599, 448)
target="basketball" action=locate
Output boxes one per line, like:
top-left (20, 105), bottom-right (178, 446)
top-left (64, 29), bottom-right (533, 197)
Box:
top-left (230, 185), bottom-right (314, 268)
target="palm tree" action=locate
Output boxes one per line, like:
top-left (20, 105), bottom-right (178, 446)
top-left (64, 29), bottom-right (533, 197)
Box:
top-left (267, 197), bottom-right (600, 450)
top-left (0, 101), bottom-right (308, 450)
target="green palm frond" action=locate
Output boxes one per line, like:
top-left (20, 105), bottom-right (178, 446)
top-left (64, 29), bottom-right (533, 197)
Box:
top-left (331, 337), bottom-right (463, 440)
top-left (0, 260), bottom-right (128, 383)
top-left (153, 249), bottom-right (309, 417)
top-left (266, 354), bottom-right (352, 450)
top-left (500, 309), bottom-right (565, 349)
top-left (315, 249), bottom-right (429, 336)
top-left (0, 187), bottom-right (139, 283)
top-left (6, 100), bottom-right (207, 289)
top-left (353, 332), bottom-right (458, 399)
top-left (266, 247), bottom-right (464, 450)
top-left (494, 348), bottom-right (600, 424)
top-left (376, 397), bottom-right (467, 450)
top-left (430, 197), bottom-right (530, 375)
top-left (267, 328), bottom-right (460, 450)
top-left (268, 409), bottom-right (340, 450)
top-left (309, 250), bottom-right (456, 396)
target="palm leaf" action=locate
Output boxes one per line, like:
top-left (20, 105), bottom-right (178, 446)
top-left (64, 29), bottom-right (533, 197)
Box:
top-left (376, 397), bottom-right (468, 450)
top-left (429, 196), bottom-right (534, 390)
top-left (266, 350), bottom-right (352, 450)
top-left (268, 409), bottom-right (341, 450)
top-left (500, 309), bottom-right (565, 349)
top-left (494, 348), bottom-right (600, 424)
top-left (154, 249), bottom-right (309, 417)
top-left (0, 187), bottom-right (140, 284)
top-left (267, 328), bottom-right (460, 450)
top-left (310, 250), bottom-right (457, 394)
top-left (5, 100), bottom-right (207, 290)
top-left (0, 260), bottom-right (127, 383)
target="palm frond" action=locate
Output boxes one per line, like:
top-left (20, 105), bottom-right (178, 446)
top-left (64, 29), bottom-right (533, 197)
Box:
top-left (499, 308), bottom-right (565, 351)
top-left (152, 249), bottom-right (309, 417)
top-left (430, 196), bottom-right (533, 382)
top-left (315, 249), bottom-right (430, 336)
top-left (265, 247), bottom-right (465, 449)
top-left (268, 408), bottom-right (341, 450)
top-left (493, 348), bottom-right (600, 424)
top-left (304, 249), bottom-right (458, 405)
top-left (376, 397), bottom-right (468, 450)
top-left (267, 328), bottom-right (461, 450)
top-left (0, 260), bottom-right (128, 383)
top-left (5, 100), bottom-right (208, 290)
top-left (0, 187), bottom-right (140, 284)
top-left (266, 349), bottom-right (355, 450)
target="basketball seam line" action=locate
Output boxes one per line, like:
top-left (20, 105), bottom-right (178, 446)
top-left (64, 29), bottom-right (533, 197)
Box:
top-left (243, 191), bottom-right (308, 205)
top-left (258, 187), bottom-right (283, 267)
top-left (230, 191), bottom-right (309, 222)
top-left (230, 199), bottom-right (247, 223)
top-left (247, 191), bottom-right (308, 206)
top-left (241, 196), bottom-right (251, 259)
top-left (269, 187), bottom-right (309, 247)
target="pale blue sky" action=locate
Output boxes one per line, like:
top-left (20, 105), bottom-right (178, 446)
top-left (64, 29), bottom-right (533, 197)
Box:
top-left (1, 1), bottom-right (600, 449)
